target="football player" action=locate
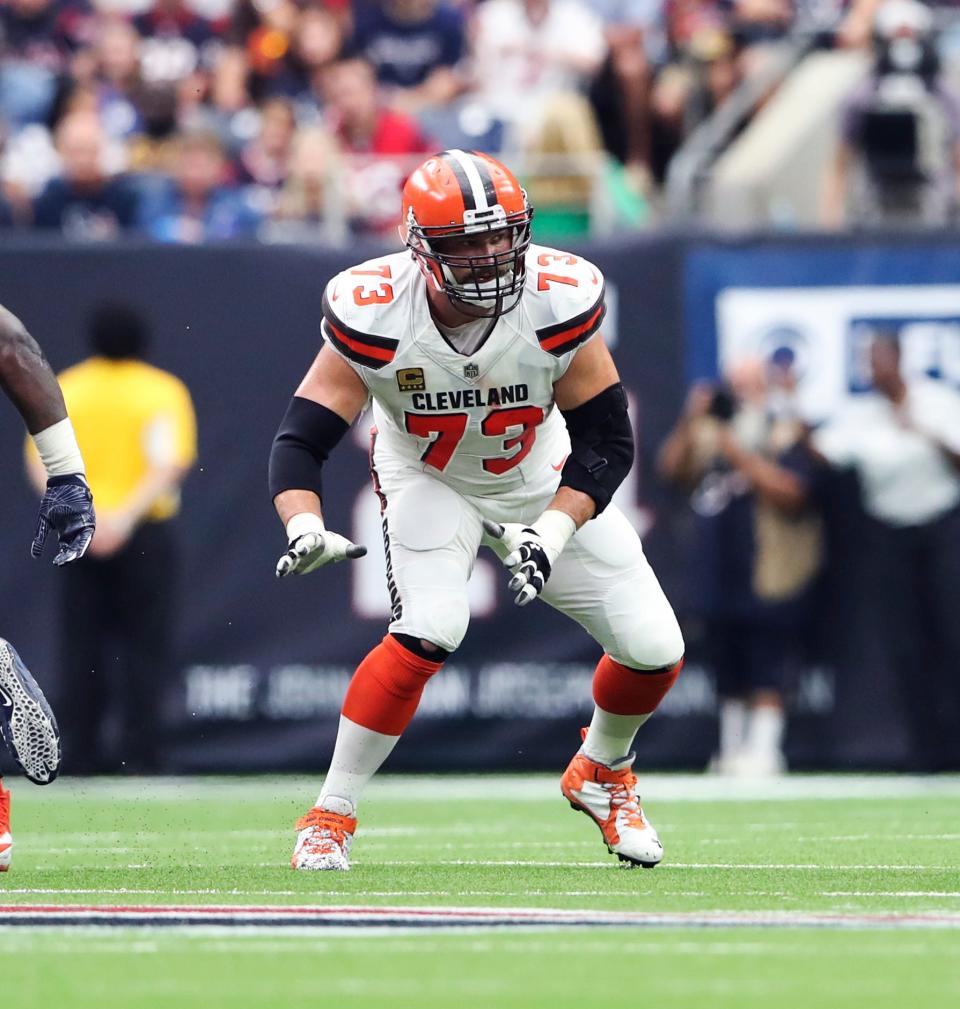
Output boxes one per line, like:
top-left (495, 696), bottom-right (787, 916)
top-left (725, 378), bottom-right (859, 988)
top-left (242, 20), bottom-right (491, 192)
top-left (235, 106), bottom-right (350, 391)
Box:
top-left (270, 151), bottom-right (684, 871)
top-left (0, 304), bottom-right (96, 870)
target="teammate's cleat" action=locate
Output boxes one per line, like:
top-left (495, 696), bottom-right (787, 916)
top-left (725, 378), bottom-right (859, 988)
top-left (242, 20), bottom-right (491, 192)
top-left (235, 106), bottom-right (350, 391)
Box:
top-left (291, 798), bottom-right (356, 871)
top-left (560, 735), bottom-right (663, 868)
top-left (0, 781), bottom-right (11, 871)
top-left (0, 638), bottom-right (61, 785)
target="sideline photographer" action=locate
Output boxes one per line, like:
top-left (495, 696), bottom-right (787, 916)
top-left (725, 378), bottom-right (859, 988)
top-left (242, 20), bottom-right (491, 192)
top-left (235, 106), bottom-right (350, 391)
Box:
top-left (822, 0), bottom-right (960, 227)
top-left (658, 355), bottom-right (822, 775)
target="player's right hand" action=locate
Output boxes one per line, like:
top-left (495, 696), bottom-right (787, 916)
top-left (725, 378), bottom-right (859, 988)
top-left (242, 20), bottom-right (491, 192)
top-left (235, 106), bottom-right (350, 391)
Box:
top-left (32, 474), bottom-right (96, 566)
top-left (275, 512), bottom-right (366, 578)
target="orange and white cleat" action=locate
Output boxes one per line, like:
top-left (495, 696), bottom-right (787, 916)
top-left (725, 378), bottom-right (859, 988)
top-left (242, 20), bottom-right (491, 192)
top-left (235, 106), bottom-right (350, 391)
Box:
top-left (291, 798), bottom-right (356, 871)
top-left (560, 735), bottom-right (663, 868)
top-left (0, 780), bottom-right (11, 871)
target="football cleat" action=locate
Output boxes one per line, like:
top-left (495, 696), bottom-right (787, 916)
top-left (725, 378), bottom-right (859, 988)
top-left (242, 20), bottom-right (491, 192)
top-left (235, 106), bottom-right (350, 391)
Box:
top-left (0, 780), bottom-right (11, 871)
top-left (0, 638), bottom-right (61, 785)
top-left (560, 735), bottom-right (663, 868)
top-left (291, 798), bottom-right (356, 871)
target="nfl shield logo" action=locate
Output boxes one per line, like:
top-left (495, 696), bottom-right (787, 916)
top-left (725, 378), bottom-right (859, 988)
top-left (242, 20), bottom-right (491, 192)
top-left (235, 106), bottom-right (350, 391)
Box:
top-left (463, 362), bottom-right (479, 380)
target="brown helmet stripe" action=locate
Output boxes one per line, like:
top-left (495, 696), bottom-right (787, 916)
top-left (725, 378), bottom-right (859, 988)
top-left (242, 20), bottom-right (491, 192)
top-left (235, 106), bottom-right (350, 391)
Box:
top-left (471, 153), bottom-right (499, 208)
top-left (440, 151), bottom-right (477, 211)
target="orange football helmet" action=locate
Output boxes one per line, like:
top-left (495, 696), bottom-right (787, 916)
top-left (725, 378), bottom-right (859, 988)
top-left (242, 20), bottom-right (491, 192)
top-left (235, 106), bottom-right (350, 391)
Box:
top-left (401, 150), bottom-right (534, 318)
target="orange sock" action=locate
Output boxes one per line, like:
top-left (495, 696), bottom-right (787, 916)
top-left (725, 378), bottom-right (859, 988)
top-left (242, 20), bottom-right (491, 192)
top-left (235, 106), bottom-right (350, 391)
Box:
top-left (592, 654), bottom-right (684, 716)
top-left (341, 635), bottom-right (445, 735)
top-left (0, 777), bottom-right (10, 838)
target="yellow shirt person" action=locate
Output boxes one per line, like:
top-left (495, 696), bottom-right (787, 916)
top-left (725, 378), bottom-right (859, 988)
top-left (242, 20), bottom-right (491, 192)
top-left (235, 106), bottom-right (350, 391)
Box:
top-left (24, 303), bottom-right (197, 774)
top-left (55, 356), bottom-right (196, 520)
top-left (27, 306), bottom-right (196, 556)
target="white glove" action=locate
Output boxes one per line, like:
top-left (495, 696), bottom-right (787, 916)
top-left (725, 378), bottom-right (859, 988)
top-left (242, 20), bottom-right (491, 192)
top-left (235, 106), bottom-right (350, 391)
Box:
top-left (275, 512), bottom-right (366, 578)
top-left (482, 509), bottom-right (577, 606)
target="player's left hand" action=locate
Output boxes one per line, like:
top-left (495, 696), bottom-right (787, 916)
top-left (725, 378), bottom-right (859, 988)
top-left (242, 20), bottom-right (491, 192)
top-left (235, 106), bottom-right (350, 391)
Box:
top-left (31, 474), bottom-right (96, 565)
top-left (483, 510), bottom-right (577, 607)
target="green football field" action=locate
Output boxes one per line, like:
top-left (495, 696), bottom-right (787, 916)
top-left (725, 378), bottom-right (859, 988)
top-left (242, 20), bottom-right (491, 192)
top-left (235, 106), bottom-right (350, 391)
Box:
top-left (2, 774), bottom-right (959, 1008)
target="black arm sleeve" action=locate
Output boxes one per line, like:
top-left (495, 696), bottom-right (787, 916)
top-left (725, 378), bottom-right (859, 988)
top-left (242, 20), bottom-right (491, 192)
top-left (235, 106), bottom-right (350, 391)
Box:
top-left (559, 382), bottom-right (634, 515)
top-left (268, 396), bottom-right (350, 503)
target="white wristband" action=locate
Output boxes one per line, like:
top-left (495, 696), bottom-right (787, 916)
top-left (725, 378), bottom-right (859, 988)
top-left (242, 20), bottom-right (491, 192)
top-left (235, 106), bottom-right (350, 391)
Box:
top-left (285, 512), bottom-right (325, 542)
top-left (32, 418), bottom-right (85, 478)
top-left (534, 509), bottom-right (578, 553)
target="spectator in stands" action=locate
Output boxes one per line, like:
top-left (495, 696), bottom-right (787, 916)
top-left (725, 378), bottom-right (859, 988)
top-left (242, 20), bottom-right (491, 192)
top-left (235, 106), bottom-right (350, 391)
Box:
top-left (0, 0), bottom-right (96, 128)
top-left (349, 0), bottom-right (467, 112)
top-left (266, 123), bottom-right (345, 240)
top-left (258, 4), bottom-right (345, 107)
top-left (26, 303), bottom-right (197, 774)
top-left (221, 1), bottom-right (345, 111)
top-left (235, 95), bottom-right (297, 214)
top-left (586, 0), bottom-right (666, 188)
top-left (649, 4), bottom-right (741, 183)
top-left (821, 0), bottom-right (960, 228)
top-left (225, 0), bottom-right (300, 103)
top-left (124, 81), bottom-right (181, 174)
top-left (320, 57), bottom-right (432, 234)
top-left (133, 0), bottom-right (229, 89)
top-left (141, 128), bottom-right (261, 241)
top-left (729, 0), bottom-right (795, 46)
top-left (811, 331), bottom-right (960, 770)
top-left (84, 16), bottom-right (146, 143)
top-left (522, 90), bottom-right (607, 235)
top-left (468, 0), bottom-right (607, 142)
top-left (32, 109), bottom-right (141, 237)
top-left (658, 354), bottom-right (823, 776)
top-left (835, 0), bottom-right (882, 50)
top-left (1, 115), bottom-right (61, 217)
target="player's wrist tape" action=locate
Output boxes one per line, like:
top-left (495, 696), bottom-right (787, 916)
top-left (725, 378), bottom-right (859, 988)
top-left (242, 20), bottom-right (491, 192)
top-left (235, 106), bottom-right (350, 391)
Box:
top-left (532, 509), bottom-right (577, 554)
top-left (559, 382), bottom-right (633, 515)
top-left (32, 418), bottom-right (85, 477)
top-left (285, 512), bottom-right (325, 543)
top-left (269, 396), bottom-right (350, 502)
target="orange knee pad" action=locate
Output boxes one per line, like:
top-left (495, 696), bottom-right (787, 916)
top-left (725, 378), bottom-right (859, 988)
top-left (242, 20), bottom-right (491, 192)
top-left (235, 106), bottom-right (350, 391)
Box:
top-left (342, 634), bottom-right (445, 735)
top-left (592, 654), bottom-right (684, 716)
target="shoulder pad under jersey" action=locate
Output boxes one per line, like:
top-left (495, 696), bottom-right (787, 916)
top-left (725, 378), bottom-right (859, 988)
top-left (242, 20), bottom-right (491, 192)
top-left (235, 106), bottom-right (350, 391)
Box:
top-left (524, 245), bottom-right (606, 358)
top-left (321, 252), bottom-right (412, 371)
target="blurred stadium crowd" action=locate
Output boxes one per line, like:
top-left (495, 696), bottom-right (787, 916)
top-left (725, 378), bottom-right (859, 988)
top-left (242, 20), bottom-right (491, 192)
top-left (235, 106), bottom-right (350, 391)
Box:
top-left (2, 0), bottom-right (957, 242)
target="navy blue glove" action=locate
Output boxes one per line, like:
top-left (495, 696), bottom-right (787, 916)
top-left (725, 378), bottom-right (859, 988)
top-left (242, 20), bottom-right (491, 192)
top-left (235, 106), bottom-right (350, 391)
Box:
top-left (32, 474), bottom-right (96, 566)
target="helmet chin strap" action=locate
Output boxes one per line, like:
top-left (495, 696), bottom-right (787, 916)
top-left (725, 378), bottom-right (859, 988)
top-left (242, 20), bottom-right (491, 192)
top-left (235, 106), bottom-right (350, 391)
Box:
top-left (440, 261), bottom-right (515, 302)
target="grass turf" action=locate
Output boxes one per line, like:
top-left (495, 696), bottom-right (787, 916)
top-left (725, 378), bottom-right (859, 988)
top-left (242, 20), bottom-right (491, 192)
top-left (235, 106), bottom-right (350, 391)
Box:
top-left (2, 774), bottom-right (959, 1008)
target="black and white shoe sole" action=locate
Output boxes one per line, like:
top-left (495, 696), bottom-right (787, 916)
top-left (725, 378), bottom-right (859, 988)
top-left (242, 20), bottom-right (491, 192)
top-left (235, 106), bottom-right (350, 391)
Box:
top-left (0, 638), bottom-right (61, 785)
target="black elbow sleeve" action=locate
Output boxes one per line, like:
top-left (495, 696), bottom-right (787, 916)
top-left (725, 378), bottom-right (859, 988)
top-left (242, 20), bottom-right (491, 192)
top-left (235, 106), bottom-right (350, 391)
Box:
top-left (559, 382), bottom-right (634, 515)
top-left (268, 396), bottom-right (350, 503)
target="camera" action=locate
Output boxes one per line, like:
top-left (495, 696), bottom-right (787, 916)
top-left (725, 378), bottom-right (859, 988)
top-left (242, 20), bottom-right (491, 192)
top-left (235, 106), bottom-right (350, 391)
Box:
top-left (708, 385), bottom-right (737, 421)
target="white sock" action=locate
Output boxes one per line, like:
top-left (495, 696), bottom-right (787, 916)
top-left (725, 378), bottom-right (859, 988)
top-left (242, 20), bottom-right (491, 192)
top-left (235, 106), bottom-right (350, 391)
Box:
top-left (745, 704), bottom-right (785, 759)
top-left (718, 699), bottom-right (748, 759)
top-left (581, 706), bottom-right (651, 766)
top-left (317, 715), bottom-right (400, 812)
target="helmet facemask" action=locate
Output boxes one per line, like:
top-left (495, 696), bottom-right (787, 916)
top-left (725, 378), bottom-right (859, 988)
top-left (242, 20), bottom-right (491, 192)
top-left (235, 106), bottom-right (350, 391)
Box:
top-left (407, 203), bottom-right (533, 319)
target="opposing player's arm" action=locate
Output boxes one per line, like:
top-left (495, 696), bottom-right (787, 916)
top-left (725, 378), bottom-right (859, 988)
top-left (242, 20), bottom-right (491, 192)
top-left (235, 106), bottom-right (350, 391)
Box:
top-left (0, 305), bottom-right (68, 432)
top-left (2, 305), bottom-right (95, 565)
top-left (269, 343), bottom-right (370, 577)
top-left (485, 334), bottom-right (633, 606)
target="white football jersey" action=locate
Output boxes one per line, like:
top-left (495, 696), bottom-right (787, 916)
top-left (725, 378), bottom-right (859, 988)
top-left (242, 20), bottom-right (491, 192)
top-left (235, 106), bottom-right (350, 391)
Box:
top-left (321, 243), bottom-right (607, 500)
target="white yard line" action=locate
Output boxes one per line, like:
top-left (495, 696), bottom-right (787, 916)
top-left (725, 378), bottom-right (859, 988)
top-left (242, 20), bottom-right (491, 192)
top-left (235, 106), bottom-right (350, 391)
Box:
top-left (15, 774), bottom-right (960, 803)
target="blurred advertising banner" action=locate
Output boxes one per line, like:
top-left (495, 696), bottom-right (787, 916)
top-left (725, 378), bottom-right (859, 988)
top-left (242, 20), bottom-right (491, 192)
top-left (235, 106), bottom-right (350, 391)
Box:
top-left (716, 285), bottom-right (960, 422)
top-left (1, 234), bottom-right (957, 775)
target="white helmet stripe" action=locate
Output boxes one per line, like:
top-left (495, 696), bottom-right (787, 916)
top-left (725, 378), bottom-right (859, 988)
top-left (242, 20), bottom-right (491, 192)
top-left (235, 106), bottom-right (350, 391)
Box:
top-left (447, 149), bottom-right (489, 210)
